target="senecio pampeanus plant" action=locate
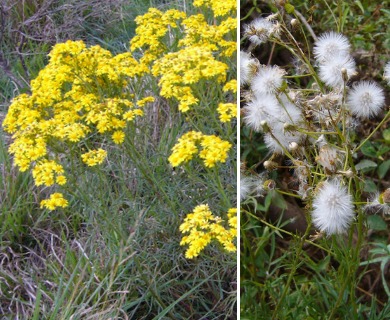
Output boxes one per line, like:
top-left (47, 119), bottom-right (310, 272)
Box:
top-left (3, 0), bottom-right (237, 259)
top-left (240, 10), bottom-right (390, 235)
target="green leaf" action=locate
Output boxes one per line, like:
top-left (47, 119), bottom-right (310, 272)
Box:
top-left (355, 159), bottom-right (377, 171)
top-left (378, 160), bottom-right (390, 179)
top-left (354, 0), bottom-right (365, 14)
top-left (361, 141), bottom-right (377, 157)
top-left (284, 3), bottom-right (295, 14)
top-left (383, 128), bottom-right (390, 143)
top-left (377, 144), bottom-right (390, 157)
top-left (367, 215), bottom-right (388, 231)
top-left (364, 179), bottom-right (377, 193)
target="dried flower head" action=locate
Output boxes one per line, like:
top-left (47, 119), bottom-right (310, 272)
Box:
top-left (316, 144), bottom-right (344, 173)
top-left (244, 17), bottom-right (279, 45)
top-left (364, 192), bottom-right (390, 215)
top-left (312, 180), bottom-right (354, 235)
top-left (347, 81), bottom-right (385, 118)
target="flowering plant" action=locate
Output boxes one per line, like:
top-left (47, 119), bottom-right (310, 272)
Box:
top-left (241, 9), bottom-right (390, 236)
top-left (2, 0), bottom-right (237, 260)
top-left (240, 1), bottom-right (389, 316)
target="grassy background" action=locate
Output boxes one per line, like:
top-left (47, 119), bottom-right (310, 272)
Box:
top-left (240, 0), bottom-right (390, 319)
top-left (0, 0), bottom-right (237, 318)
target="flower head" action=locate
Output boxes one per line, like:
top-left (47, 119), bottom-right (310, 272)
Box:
top-left (251, 65), bottom-right (286, 96)
top-left (240, 51), bottom-right (258, 86)
top-left (314, 32), bottom-right (351, 63)
top-left (244, 17), bottom-right (278, 46)
top-left (364, 190), bottom-right (390, 215)
top-left (243, 94), bottom-right (280, 132)
top-left (347, 81), bottom-right (385, 118)
top-left (318, 54), bottom-right (356, 88)
top-left (311, 180), bottom-right (354, 235)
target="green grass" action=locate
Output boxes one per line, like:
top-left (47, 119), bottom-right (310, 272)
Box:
top-left (0, 0), bottom-right (237, 318)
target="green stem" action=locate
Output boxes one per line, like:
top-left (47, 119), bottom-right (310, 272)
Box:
top-left (353, 110), bottom-right (390, 153)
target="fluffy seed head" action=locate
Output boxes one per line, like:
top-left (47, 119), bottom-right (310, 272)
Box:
top-left (312, 180), bottom-right (354, 235)
top-left (251, 65), bottom-right (286, 96)
top-left (314, 32), bottom-right (351, 63)
top-left (243, 94), bottom-right (280, 132)
top-left (240, 175), bottom-right (265, 200)
top-left (244, 17), bottom-right (278, 45)
top-left (240, 51), bottom-right (259, 86)
top-left (347, 81), bottom-right (385, 118)
top-left (318, 54), bottom-right (356, 88)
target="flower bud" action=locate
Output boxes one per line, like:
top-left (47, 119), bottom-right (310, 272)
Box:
top-left (289, 141), bottom-right (299, 151)
top-left (264, 160), bottom-right (278, 170)
top-left (264, 179), bottom-right (276, 190)
top-left (291, 19), bottom-right (299, 28)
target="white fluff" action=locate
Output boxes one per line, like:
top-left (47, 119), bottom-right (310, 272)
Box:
top-left (312, 180), bottom-right (354, 235)
top-left (251, 65), bottom-right (286, 96)
top-left (347, 81), bottom-right (385, 118)
top-left (314, 32), bottom-right (351, 63)
top-left (318, 54), bottom-right (356, 88)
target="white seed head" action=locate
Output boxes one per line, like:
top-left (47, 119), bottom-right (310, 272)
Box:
top-left (242, 94), bottom-right (280, 132)
top-left (251, 65), bottom-right (286, 96)
top-left (313, 32), bottom-right (351, 63)
top-left (240, 51), bottom-right (259, 86)
top-left (244, 18), bottom-right (274, 45)
top-left (346, 81), bottom-right (385, 118)
top-left (318, 54), bottom-right (356, 88)
top-left (312, 180), bottom-right (354, 234)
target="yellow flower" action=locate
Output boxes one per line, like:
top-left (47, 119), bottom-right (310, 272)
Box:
top-left (112, 130), bottom-right (125, 144)
top-left (180, 204), bottom-right (237, 258)
top-left (40, 193), bottom-right (68, 211)
top-left (217, 103), bottom-right (237, 123)
top-left (168, 131), bottom-right (203, 167)
top-left (223, 79), bottom-right (237, 93)
top-left (137, 96), bottom-right (155, 107)
top-left (32, 160), bottom-right (65, 187)
top-left (199, 135), bottom-right (232, 167)
top-left (193, 0), bottom-right (236, 17)
top-left (152, 46), bottom-right (228, 113)
top-left (81, 149), bottom-right (107, 166)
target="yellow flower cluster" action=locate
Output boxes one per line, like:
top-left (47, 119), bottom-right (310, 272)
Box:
top-left (130, 8), bottom-right (187, 65)
top-left (223, 79), bottom-right (238, 93)
top-left (32, 160), bottom-right (66, 186)
top-left (180, 204), bottom-right (237, 259)
top-left (152, 46), bottom-right (228, 112)
top-left (131, 3), bottom-right (236, 114)
top-left (178, 14), bottom-right (236, 57)
top-left (81, 149), bottom-right (107, 166)
top-left (168, 131), bottom-right (232, 168)
top-left (2, 40), bottom-right (155, 210)
top-left (217, 103), bottom-right (237, 123)
top-left (193, 0), bottom-right (236, 17)
top-left (40, 193), bottom-right (68, 210)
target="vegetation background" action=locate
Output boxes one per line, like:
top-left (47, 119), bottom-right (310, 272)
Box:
top-left (240, 0), bottom-right (390, 319)
top-left (0, 0), bottom-right (236, 319)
